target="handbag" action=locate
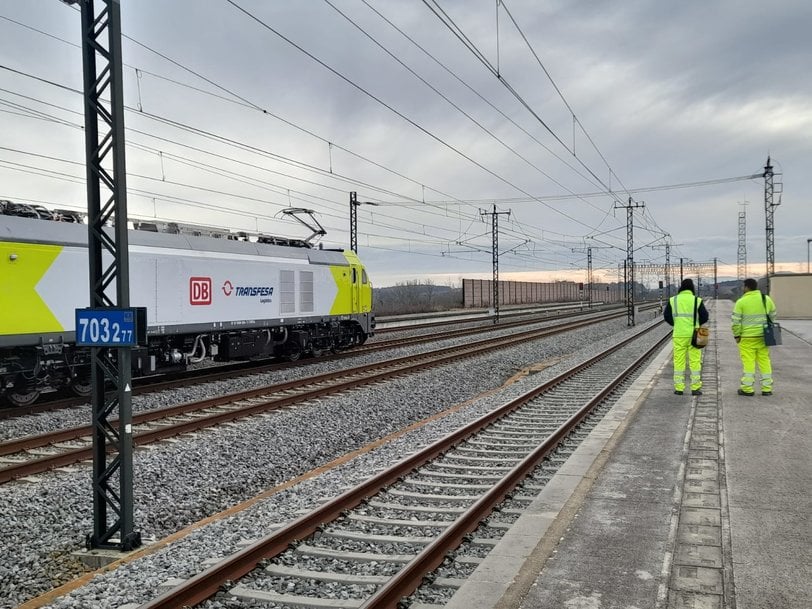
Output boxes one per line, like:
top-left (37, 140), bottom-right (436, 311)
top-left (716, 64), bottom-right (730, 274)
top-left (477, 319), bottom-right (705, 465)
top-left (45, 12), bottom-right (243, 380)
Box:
top-left (762, 294), bottom-right (782, 346)
top-left (691, 297), bottom-right (709, 348)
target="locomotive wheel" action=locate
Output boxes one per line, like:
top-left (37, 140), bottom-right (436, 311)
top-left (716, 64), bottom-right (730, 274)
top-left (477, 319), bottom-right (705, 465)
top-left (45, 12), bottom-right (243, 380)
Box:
top-left (7, 389), bottom-right (40, 407)
top-left (285, 343), bottom-right (302, 362)
top-left (71, 377), bottom-right (92, 398)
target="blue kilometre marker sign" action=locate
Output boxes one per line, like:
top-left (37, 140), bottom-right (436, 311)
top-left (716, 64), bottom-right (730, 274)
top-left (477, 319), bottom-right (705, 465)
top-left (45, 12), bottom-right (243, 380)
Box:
top-left (75, 308), bottom-right (140, 347)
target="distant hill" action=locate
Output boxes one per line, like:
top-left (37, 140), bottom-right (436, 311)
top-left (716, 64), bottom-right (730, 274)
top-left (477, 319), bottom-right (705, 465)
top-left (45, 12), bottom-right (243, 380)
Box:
top-left (373, 283), bottom-right (462, 315)
top-left (714, 277), bottom-right (772, 300)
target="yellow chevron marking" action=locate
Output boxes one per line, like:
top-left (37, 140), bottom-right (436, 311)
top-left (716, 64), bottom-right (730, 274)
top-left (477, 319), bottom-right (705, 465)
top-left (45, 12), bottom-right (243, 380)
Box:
top-left (329, 263), bottom-right (352, 315)
top-left (0, 242), bottom-right (64, 335)
top-left (329, 251), bottom-right (372, 315)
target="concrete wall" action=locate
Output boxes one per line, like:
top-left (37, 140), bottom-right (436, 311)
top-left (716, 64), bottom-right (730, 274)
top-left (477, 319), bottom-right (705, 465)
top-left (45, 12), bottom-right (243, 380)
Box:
top-left (771, 274), bottom-right (812, 319)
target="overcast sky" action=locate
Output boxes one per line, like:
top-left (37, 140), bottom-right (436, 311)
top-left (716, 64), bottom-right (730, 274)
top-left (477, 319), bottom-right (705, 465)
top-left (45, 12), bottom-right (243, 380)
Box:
top-left (1, 1), bottom-right (810, 287)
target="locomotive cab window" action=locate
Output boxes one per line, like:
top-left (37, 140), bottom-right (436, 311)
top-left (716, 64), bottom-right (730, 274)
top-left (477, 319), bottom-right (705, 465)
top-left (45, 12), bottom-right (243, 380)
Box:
top-left (362, 269), bottom-right (368, 285)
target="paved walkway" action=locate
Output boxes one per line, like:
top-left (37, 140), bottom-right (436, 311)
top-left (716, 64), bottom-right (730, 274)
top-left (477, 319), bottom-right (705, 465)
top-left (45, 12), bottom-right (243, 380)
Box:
top-left (447, 300), bottom-right (810, 609)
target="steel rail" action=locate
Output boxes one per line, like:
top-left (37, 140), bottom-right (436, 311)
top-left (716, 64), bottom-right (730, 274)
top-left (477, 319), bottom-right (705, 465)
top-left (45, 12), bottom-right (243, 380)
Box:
top-left (360, 333), bottom-right (669, 608)
top-left (0, 312), bottom-right (629, 482)
top-left (0, 303), bottom-right (636, 419)
top-left (139, 324), bottom-right (667, 609)
top-left (374, 302), bottom-right (622, 332)
top-left (0, 310), bottom-right (621, 456)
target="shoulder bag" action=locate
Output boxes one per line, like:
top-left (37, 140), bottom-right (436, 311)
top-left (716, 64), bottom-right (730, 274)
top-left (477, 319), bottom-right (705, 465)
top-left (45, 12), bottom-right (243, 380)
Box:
top-left (762, 294), bottom-right (782, 346)
top-left (691, 297), bottom-right (709, 348)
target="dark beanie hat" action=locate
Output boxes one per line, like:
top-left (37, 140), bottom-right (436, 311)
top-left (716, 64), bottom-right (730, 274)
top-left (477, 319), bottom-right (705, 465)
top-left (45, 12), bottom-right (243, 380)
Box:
top-left (680, 278), bottom-right (695, 293)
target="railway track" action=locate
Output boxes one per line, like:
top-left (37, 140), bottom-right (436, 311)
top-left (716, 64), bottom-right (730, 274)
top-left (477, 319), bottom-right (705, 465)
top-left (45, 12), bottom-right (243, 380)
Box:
top-left (0, 309), bottom-right (634, 483)
top-left (0, 304), bottom-right (641, 420)
top-left (373, 302), bottom-right (618, 332)
top-left (140, 320), bottom-right (669, 608)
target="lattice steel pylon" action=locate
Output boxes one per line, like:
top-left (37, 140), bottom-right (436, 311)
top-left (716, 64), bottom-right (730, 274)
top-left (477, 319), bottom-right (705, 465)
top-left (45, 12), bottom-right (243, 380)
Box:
top-left (349, 192), bottom-right (377, 253)
top-left (350, 192), bottom-right (359, 253)
top-left (72, 0), bottom-right (140, 550)
top-left (571, 245), bottom-right (596, 308)
top-left (481, 205), bottom-right (511, 323)
top-left (649, 240), bottom-right (673, 301)
top-left (737, 205), bottom-right (747, 281)
top-left (763, 156), bottom-right (782, 293)
top-left (614, 198), bottom-right (645, 326)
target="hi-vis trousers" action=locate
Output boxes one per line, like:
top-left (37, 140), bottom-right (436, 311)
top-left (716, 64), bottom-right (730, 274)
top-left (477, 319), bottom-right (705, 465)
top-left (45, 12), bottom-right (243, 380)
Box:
top-left (673, 336), bottom-right (702, 392)
top-left (737, 337), bottom-right (773, 394)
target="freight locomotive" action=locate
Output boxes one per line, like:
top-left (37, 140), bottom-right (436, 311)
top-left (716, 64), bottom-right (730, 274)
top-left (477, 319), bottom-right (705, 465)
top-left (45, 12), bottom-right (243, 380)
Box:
top-left (0, 210), bottom-right (374, 406)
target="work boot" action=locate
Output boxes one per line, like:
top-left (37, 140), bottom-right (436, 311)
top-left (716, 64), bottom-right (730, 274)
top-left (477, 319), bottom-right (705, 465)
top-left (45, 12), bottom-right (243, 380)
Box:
top-left (761, 391), bottom-right (773, 396)
top-left (737, 389), bottom-right (754, 397)
top-left (692, 390), bottom-right (702, 396)
top-left (674, 390), bottom-right (683, 395)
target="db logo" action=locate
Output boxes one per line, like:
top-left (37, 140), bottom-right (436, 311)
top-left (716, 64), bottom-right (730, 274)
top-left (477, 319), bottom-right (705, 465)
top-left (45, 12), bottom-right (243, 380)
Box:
top-left (190, 277), bottom-right (212, 305)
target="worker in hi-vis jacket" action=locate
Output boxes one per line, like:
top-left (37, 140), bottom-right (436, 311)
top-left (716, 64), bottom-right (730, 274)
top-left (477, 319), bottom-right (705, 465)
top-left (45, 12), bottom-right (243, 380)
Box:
top-left (732, 278), bottom-right (777, 396)
top-left (664, 278), bottom-right (709, 396)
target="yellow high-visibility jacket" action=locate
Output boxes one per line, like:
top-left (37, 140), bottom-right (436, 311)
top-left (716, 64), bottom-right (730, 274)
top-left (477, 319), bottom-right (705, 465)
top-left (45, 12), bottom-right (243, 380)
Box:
top-left (732, 290), bottom-right (777, 338)
top-left (664, 289), bottom-right (708, 338)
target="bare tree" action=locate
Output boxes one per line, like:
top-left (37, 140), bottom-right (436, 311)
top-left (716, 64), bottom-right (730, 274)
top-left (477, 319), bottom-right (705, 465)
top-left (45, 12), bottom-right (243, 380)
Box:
top-left (373, 279), bottom-right (462, 315)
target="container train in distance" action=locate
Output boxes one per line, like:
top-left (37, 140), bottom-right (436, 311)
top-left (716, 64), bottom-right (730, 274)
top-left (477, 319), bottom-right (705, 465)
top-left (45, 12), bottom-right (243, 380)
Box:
top-left (0, 211), bottom-right (374, 407)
